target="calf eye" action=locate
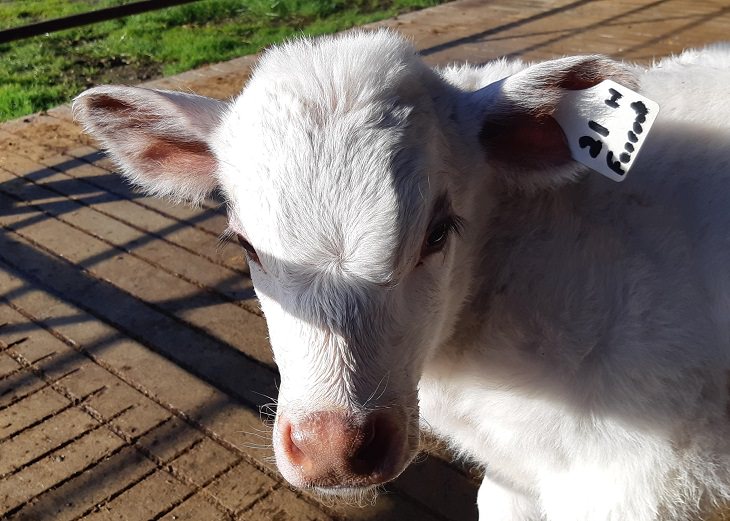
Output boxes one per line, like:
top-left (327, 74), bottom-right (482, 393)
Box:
top-left (236, 234), bottom-right (261, 265)
top-left (427, 222), bottom-right (451, 250)
top-left (421, 216), bottom-right (463, 258)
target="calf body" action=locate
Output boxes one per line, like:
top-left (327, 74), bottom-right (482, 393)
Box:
top-left (74, 32), bottom-right (730, 520)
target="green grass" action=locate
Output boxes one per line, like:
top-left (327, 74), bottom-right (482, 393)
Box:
top-left (0, 0), bottom-right (443, 122)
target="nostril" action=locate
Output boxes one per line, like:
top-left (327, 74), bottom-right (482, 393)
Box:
top-left (351, 413), bottom-right (398, 476)
top-left (280, 417), bottom-right (306, 466)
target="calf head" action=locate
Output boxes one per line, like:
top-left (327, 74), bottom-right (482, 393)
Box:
top-left (74, 30), bottom-right (634, 496)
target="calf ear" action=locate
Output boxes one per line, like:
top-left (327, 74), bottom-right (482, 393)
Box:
top-left (73, 86), bottom-right (227, 203)
top-left (475, 55), bottom-right (637, 190)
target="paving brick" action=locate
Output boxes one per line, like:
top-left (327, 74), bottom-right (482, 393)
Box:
top-left (0, 386), bottom-right (70, 440)
top-left (136, 417), bottom-right (204, 464)
top-left (9, 446), bottom-right (156, 521)
top-left (85, 382), bottom-right (171, 438)
top-left (0, 407), bottom-right (96, 477)
top-left (0, 299), bottom-right (174, 440)
top-left (240, 486), bottom-right (334, 521)
top-left (52, 361), bottom-right (116, 399)
top-left (159, 493), bottom-right (229, 521)
top-left (205, 461), bottom-right (277, 514)
top-left (0, 353), bottom-right (21, 378)
top-left (0, 366), bottom-right (47, 409)
top-left (110, 399), bottom-right (172, 440)
top-left (6, 329), bottom-right (63, 365)
top-left (0, 426), bottom-right (126, 515)
top-left (168, 437), bottom-right (239, 486)
top-left (82, 469), bottom-right (193, 521)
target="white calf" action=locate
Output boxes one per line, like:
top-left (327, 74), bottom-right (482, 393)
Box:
top-left (74, 30), bottom-right (730, 520)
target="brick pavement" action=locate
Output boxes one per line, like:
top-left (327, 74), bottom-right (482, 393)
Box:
top-left (1, 1), bottom-right (729, 520)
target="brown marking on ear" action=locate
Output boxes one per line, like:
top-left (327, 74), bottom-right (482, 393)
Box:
top-left (84, 93), bottom-right (162, 128)
top-left (555, 57), bottom-right (638, 91)
top-left (555, 59), bottom-right (607, 91)
top-left (480, 113), bottom-right (570, 170)
top-left (141, 137), bottom-right (216, 179)
top-left (727, 370), bottom-right (730, 418)
top-left (86, 94), bottom-right (134, 113)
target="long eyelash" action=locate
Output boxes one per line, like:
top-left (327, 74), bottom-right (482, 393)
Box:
top-left (216, 227), bottom-right (237, 253)
top-left (446, 215), bottom-right (466, 237)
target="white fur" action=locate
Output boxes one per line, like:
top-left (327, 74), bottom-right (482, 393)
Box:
top-left (73, 31), bottom-right (730, 520)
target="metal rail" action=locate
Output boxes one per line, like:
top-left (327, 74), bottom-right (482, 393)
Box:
top-left (0, 0), bottom-right (200, 44)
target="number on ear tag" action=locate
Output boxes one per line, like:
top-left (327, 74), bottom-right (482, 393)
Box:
top-left (552, 79), bottom-right (660, 182)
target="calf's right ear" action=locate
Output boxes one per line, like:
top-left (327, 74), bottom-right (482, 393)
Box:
top-left (73, 86), bottom-right (228, 203)
top-left (472, 55), bottom-right (637, 190)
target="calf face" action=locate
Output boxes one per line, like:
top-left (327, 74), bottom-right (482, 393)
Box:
top-left (214, 34), bottom-right (472, 491)
top-left (74, 29), bottom-right (633, 496)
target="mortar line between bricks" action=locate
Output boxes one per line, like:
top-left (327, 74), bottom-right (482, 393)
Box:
top-left (0, 349), bottom-right (55, 381)
top-left (5, 332), bottom-right (186, 514)
top-left (1, 411), bottom-right (170, 520)
top-left (3, 330), bottom-right (208, 518)
top-left (150, 456), bottom-right (243, 521)
top-left (64, 416), bottom-right (191, 521)
top-left (69, 461), bottom-right (161, 521)
top-left (67, 435), bottom-right (213, 521)
top-left (0, 404), bottom-right (133, 482)
top-left (0, 173), bottom-right (262, 319)
top-left (0, 335), bottom-right (28, 353)
top-left (0, 293), bottom-right (268, 453)
top-left (27, 349), bottom-right (57, 365)
top-left (0, 295), bottom-right (346, 521)
top-left (0, 221), bottom-right (276, 386)
top-left (0, 366), bottom-right (79, 413)
top-left (69, 431), bottom-right (243, 521)
top-left (0, 386), bottom-right (105, 444)
top-left (234, 483), bottom-right (281, 518)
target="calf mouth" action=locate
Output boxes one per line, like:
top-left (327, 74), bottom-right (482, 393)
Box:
top-left (311, 484), bottom-right (384, 506)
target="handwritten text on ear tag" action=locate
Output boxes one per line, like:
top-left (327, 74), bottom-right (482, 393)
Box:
top-left (552, 80), bottom-right (659, 182)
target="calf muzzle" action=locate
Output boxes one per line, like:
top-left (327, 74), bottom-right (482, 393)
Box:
top-left (277, 409), bottom-right (406, 488)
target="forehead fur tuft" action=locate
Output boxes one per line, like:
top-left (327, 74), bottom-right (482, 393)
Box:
top-left (249, 29), bottom-right (429, 115)
top-left (215, 29), bottom-right (443, 285)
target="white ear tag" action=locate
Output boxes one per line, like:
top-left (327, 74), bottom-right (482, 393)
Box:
top-left (552, 79), bottom-right (659, 182)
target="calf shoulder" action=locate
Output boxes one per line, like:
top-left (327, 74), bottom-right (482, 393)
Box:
top-left (420, 46), bottom-right (730, 515)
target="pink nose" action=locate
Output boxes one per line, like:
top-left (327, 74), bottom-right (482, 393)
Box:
top-left (277, 410), bottom-right (405, 488)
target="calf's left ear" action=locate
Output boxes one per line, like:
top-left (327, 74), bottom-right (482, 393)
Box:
top-left (73, 86), bottom-right (228, 203)
top-left (473, 55), bottom-right (637, 190)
